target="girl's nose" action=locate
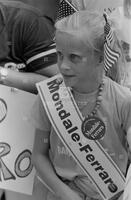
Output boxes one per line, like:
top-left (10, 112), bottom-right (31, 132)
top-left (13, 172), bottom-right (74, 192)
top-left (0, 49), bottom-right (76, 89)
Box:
top-left (60, 59), bottom-right (71, 70)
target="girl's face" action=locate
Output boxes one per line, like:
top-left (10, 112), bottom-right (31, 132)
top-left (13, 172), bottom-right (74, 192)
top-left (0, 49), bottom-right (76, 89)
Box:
top-left (56, 31), bottom-right (99, 93)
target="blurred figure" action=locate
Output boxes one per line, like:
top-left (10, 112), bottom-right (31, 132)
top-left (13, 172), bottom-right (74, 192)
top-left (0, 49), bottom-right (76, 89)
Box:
top-left (68, 0), bottom-right (123, 13)
top-left (110, 0), bottom-right (131, 88)
top-left (0, 0), bottom-right (60, 93)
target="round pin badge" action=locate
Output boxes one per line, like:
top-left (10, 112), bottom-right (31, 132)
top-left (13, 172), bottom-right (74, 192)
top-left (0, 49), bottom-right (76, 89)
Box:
top-left (81, 116), bottom-right (106, 140)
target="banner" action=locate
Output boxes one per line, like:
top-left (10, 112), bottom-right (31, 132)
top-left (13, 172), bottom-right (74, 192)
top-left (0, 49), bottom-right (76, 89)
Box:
top-left (0, 85), bottom-right (36, 195)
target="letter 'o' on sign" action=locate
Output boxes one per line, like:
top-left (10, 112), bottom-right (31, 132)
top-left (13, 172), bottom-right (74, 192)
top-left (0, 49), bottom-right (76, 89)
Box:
top-left (0, 99), bottom-right (7, 123)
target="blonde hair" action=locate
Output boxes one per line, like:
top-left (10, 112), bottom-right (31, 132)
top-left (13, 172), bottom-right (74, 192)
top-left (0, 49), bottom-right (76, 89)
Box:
top-left (124, 0), bottom-right (131, 18)
top-left (55, 11), bottom-right (125, 83)
top-left (55, 11), bottom-right (105, 57)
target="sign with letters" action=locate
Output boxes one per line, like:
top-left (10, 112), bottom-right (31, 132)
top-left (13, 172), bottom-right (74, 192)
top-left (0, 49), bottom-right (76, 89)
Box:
top-left (0, 85), bottom-right (36, 195)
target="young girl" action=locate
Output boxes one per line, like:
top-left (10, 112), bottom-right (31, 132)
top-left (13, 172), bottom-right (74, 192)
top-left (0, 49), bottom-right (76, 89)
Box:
top-left (32, 11), bottom-right (131, 200)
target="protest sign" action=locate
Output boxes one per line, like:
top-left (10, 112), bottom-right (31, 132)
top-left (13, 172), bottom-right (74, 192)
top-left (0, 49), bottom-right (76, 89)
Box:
top-left (0, 85), bottom-right (36, 195)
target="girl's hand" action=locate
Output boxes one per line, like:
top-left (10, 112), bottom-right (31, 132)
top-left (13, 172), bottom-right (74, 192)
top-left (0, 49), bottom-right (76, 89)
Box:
top-left (57, 185), bottom-right (83, 200)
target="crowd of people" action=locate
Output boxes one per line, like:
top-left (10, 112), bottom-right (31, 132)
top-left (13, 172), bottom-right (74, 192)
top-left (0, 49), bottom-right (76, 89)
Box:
top-left (0, 0), bottom-right (131, 200)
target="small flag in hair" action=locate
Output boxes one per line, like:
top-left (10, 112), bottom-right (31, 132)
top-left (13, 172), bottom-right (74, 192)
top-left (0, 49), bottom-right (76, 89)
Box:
top-left (104, 43), bottom-right (120, 71)
top-left (104, 20), bottom-right (113, 44)
top-left (103, 13), bottom-right (120, 71)
top-left (57, 0), bottom-right (77, 21)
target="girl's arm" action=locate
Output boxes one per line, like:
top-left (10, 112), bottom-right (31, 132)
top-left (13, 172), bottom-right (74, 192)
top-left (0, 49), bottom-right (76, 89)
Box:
top-left (127, 126), bottom-right (131, 150)
top-left (32, 129), bottom-right (83, 200)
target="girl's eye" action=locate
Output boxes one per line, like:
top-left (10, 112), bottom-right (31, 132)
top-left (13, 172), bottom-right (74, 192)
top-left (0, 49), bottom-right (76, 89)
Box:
top-left (57, 51), bottom-right (63, 60)
top-left (69, 54), bottom-right (83, 64)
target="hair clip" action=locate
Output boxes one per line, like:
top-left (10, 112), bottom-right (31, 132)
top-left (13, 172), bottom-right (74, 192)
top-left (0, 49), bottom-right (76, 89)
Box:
top-left (103, 13), bottom-right (108, 23)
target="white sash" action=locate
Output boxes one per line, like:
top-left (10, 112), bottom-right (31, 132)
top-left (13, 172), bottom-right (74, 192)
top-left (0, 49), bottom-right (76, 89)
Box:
top-left (123, 164), bottom-right (131, 200)
top-left (37, 74), bottom-right (125, 200)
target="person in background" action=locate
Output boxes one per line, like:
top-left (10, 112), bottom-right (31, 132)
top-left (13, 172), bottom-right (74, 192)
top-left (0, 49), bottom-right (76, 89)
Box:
top-left (68, 0), bottom-right (123, 13)
top-left (0, 1), bottom-right (60, 199)
top-left (110, 0), bottom-right (131, 89)
top-left (0, 0), bottom-right (60, 94)
top-left (32, 10), bottom-right (131, 200)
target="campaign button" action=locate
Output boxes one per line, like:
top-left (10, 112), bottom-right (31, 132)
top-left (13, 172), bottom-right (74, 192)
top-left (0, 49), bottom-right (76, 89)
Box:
top-left (81, 116), bottom-right (106, 140)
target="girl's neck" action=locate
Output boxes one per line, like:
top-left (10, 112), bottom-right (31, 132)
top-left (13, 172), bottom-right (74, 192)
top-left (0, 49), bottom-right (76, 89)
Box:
top-left (74, 70), bottom-right (104, 94)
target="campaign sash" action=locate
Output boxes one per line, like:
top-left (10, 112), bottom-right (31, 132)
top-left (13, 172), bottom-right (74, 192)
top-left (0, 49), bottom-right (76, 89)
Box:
top-left (123, 164), bottom-right (131, 200)
top-left (37, 74), bottom-right (125, 200)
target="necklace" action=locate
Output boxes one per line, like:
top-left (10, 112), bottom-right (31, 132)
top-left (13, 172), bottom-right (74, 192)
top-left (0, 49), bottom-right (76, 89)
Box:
top-left (72, 79), bottom-right (104, 117)
top-left (89, 80), bottom-right (104, 117)
top-left (81, 80), bottom-right (106, 141)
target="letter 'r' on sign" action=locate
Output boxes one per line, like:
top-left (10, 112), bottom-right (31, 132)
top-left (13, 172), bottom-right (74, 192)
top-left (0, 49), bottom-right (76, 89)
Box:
top-left (0, 143), bottom-right (16, 181)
